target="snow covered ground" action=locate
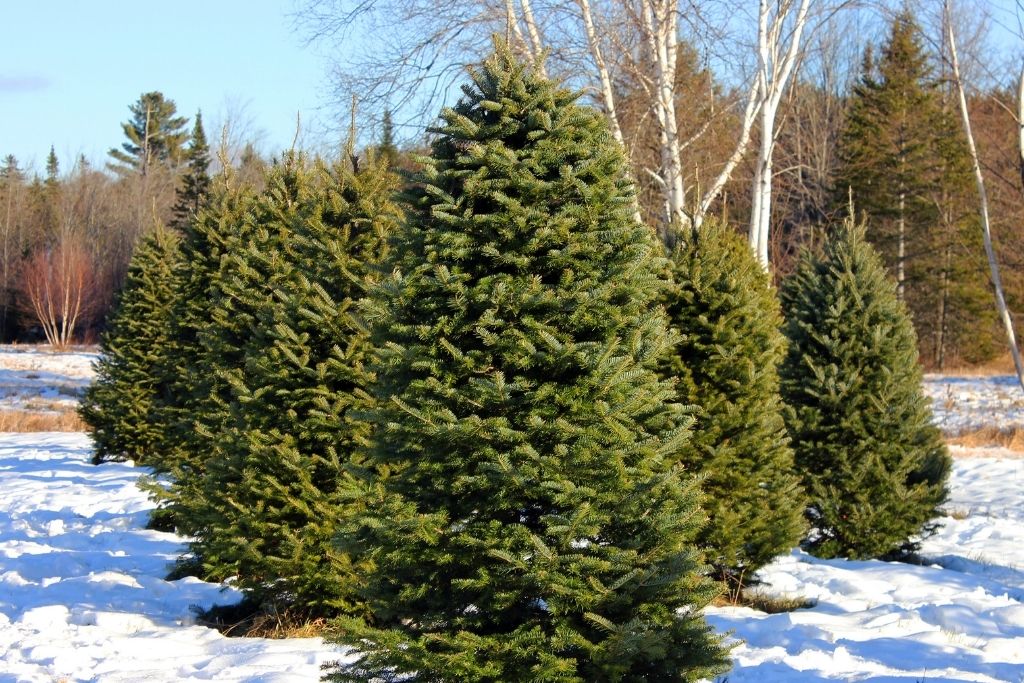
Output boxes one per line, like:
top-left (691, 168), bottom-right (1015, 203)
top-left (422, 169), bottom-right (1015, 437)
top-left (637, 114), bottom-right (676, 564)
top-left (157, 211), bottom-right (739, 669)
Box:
top-left (0, 347), bottom-right (1022, 682)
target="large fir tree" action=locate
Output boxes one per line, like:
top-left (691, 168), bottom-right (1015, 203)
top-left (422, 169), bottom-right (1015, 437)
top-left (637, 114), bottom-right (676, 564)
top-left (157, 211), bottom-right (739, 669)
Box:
top-left (145, 171), bottom-right (257, 530)
top-left (834, 11), bottom-right (988, 366)
top-left (661, 221), bottom-right (804, 592)
top-left (780, 215), bottom-right (950, 560)
top-left (184, 152), bottom-right (398, 619)
top-left (328, 44), bottom-right (729, 683)
top-left (171, 111), bottom-right (211, 231)
top-left (80, 224), bottom-right (183, 465)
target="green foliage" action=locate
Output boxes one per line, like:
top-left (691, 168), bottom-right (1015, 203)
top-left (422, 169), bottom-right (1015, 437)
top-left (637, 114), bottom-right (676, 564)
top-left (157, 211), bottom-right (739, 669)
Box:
top-left (378, 110), bottom-right (399, 167)
top-left (780, 216), bottom-right (950, 560)
top-left (661, 222), bottom-right (804, 590)
top-left (80, 224), bottom-right (183, 465)
top-left (185, 153), bottom-right (398, 619)
top-left (145, 171), bottom-right (258, 529)
top-left (108, 91), bottom-right (189, 177)
top-left (834, 11), bottom-right (989, 367)
top-left (171, 111), bottom-right (211, 231)
top-left (328, 43), bottom-right (729, 683)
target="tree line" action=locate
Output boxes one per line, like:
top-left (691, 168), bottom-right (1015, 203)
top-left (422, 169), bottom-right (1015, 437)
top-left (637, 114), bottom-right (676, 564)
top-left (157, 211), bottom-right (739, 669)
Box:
top-left (81, 41), bottom-right (948, 682)
top-left (5, 6), bottom-right (1023, 369)
top-left (0, 92), bottom-right (265, 346)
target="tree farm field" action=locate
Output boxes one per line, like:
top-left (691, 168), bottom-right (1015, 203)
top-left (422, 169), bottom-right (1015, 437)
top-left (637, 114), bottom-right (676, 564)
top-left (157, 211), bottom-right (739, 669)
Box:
top-left (0, 344), bottom-right (1018, 682)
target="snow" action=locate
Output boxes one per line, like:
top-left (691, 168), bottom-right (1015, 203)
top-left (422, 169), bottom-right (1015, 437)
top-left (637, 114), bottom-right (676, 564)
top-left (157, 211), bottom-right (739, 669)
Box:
top-left (1, 348), bottom-right (1023, 682)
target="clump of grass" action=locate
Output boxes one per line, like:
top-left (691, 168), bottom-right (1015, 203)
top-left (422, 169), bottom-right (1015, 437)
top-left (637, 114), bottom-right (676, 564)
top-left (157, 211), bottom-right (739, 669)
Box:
top-left (713, 590), bottom-right (816, 614)
top-left (946, 426), bottom-right (1024, 450)
top-left (195, 599), bottom-right (330, 639)
top-left (0, 409), bottom-right (86, 432)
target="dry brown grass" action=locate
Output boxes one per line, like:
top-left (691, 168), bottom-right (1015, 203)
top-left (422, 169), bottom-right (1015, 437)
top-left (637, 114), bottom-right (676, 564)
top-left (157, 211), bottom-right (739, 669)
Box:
top-left (713, 591), bottom-right (816, 614)
top-left (934, 352), bottom-right (1020, 377)
top-left (945, 426), bottom-right (1024, 450)
top-left (199, 604), bottom-right (330, 639)
top-left (0, 409), bottom-right (86, 432)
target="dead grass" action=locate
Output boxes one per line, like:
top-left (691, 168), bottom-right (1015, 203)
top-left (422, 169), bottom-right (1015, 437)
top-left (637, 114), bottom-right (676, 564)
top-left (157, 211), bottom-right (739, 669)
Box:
top-left (196, 601), bottom-right (330, 639)
top-left (0, 409), bottom-right (86, 432)
top-left (713, 591), bottom-right (817, 614)
top-left (934, 352), bottom-right (1020, 377)
top-left (945, 425), bottom-right (1024, 450)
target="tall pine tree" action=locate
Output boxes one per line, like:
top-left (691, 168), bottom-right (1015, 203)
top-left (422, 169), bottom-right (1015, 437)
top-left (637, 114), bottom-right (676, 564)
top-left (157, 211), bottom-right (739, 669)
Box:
top-left (108, 91), bottom-right (189, 177)
top-left (171, 111), bottom-right (211, 231)
top-left (185, 152), bottom-right (398, 619)
top-left (661, 221), bottom-right (804, 593)
top-left (834, 11), bottom-right (987, 366)
top-left (780, 214), bottom-right (950, 560)
top-left (80, 224), bottom-right (183, 465)
top-left (328, 43), bottom-right (729, 683)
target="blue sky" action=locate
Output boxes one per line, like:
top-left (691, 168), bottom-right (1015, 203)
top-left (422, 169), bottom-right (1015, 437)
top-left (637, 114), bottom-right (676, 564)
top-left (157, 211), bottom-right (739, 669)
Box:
top-left (1, 0), bottom-right (331, 175)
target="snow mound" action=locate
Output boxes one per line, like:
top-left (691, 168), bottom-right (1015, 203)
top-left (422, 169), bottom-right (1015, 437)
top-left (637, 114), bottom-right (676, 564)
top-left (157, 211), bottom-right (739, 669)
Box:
top-left (0, 433), bottom-right (353, 682)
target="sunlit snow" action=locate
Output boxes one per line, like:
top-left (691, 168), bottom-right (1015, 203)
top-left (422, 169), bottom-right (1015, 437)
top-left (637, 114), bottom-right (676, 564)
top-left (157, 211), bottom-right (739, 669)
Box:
top-left (0, 346), bottom-right (1021, 682)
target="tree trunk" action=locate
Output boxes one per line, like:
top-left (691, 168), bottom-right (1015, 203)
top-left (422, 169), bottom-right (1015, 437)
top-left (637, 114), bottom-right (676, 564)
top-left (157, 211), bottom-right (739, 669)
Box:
top-left (946, 2), bottom-right (1024, 391)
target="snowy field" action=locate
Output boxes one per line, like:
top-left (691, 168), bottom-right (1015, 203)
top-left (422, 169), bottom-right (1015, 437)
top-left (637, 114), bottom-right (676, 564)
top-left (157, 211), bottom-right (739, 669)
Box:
top-left (0, 346), bottom-right (1022, 682)
top-left (0, 346), bottom-right (97, 414)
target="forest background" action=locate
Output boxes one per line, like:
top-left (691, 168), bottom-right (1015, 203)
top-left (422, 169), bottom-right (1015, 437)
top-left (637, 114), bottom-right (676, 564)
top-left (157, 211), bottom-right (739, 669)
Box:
top-left (2, 0), bottom-right (1023, 370)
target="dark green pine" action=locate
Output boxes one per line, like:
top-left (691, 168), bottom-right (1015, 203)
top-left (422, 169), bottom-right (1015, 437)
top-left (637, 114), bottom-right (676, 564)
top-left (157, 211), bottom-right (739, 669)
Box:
top-left (328, 43), bottom-right (730, 683)
top-left (661, 221), bottom-right (805, 592)
top-left (171, 111), bottom-right (212, 231)
top-left (80, 224), bottom-right (183, 465)
top-left (187, 153), bottom-right (398, 619)
top-left (145, 170), bottom-right (258, 530)
top-left (779, 215), bottom-right (950, 560)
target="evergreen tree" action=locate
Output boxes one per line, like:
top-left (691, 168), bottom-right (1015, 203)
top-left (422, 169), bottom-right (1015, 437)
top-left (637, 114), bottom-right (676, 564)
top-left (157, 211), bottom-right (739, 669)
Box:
top-left (145, 171), bottom-right (257, 530)
top-left (834, 11), bottom-right (986, 366)
top-left (661, 221), bottom-right (804, 592)
top-left (108, 91), bottom-right (189, 177)
top-left (378, 110), bottom-right (399, 167)
top-left (80, 224), bottom-right (183, 465)
top-left (184, 152), bottom-right (398, 619)
top-left (45, 147), bottom-right (59, 186)
top-left (328, 44), bottom-right (729, 683)
top-left (171, 111), bottom-right (211, 231)
top-left (779, 215), bottom-right (950, 560)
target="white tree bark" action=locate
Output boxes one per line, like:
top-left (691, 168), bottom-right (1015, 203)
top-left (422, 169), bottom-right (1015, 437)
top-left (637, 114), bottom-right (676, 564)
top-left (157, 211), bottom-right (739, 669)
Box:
top-left (945, 1), bottom-right (1024, 392)
top-left (747, 0), bottom-right (811, 269)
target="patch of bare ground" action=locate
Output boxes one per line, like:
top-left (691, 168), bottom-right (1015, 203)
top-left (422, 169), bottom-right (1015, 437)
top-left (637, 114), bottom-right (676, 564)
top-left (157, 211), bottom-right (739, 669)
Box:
top-left (0, 409), bottom-right (85, 432)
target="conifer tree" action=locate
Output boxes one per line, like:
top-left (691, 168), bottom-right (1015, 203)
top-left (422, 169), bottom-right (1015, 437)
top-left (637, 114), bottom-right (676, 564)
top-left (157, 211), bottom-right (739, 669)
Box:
top-left (661, 221), bottom-right (804, 592)
top-left (108, 91), bottom-right (189, 177)
top-left (328, 43), bottom-right (729, 683)
top-left (834, 11), bottom-right (986, 366)
top-left (378, 110), bottom-right (399, 167)
top-left (780, 215), bottom-right (950, 560)
top-left (185, 152), bottom-right (398, 618)
top-left (80, 224), bottom-right (183, 465)
top-left (145, 171), bottom-right (257, 529)
top-left (171, 111), bottom-right (211, 230)
top-left (45, 146), bottom-right (59, 186)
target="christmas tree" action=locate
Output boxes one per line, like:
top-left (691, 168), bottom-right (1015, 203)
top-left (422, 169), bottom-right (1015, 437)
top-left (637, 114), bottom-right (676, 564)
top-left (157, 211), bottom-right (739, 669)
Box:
top-left (780, 214), bottom-right (950, 560)
top-left (328, 43), bottom-right (729, 682)
top-left (661, 221), bottom-right (804, 592)
top-left (187, 152), bottom-right (398, 619)
top-left (80, 224), bottom-right (183, 465)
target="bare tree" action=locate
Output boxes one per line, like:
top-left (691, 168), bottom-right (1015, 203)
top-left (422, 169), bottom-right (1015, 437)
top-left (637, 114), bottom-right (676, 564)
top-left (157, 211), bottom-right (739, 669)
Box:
top-left (944, 0), bottom-right (1024, 389)
top-left (16, 235), bottom-right (100, 349)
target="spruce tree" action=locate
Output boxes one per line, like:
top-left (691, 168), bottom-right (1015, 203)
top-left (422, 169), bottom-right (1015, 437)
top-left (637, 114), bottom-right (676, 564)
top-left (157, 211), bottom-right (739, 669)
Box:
top-left (171, 111), bottom-right (211, 231)
top-left (661, 221), bottom-right (804, 592)
top-left (328, 44), bottom-right (729, 683)
top-left (779, 215), bottom-right (950, 560)
top-left (80, 224), bottom-right (183, 465)
top-left (145, 171), bottom-right (257, 530)
top-left (834, 11), bottom-right (986, 367)
top-left (185, 152), bottom-right (398, 619)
